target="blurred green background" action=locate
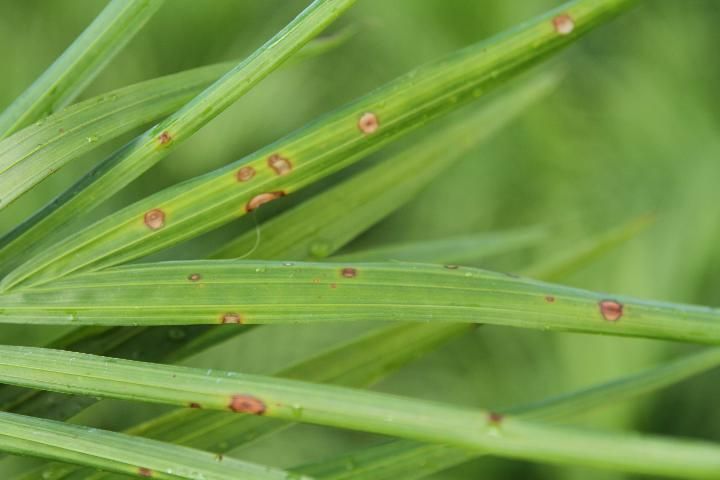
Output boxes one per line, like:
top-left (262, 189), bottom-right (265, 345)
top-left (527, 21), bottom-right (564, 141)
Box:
top-left (1, 1), bottom-right (720, 478)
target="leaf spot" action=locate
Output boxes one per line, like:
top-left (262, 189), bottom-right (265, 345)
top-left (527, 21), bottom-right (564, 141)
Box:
top-left (268, 154), bottom-right (292, 175)
top-left (246, 191), bottom-right (285, 212)
top-left (157, 131), bottom-right (172, 145)
top-left (221, 313), bottom-right (242, 324)
top-left (143, 209), bottom-right (165, 230)
top-left (341, 267), bottom-right (357, 278)
top-left (358, 112), bottom-right (379, 134)
top-left (599, 300), bottom-right (623, 321)
top-left (229, 394), bottom-right (266, 415)
top-left (487, 411), bottom-right (504, 425)
top-left (552, 14), bottom-right (574, 35)
top-left (236, 166), bottom-right (256, 182)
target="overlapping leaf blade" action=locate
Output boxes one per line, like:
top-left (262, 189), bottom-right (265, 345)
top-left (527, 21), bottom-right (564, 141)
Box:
top-left (0, 0), bottom-right (635, 292)
top-left (0, 73), bottom-right (553, 423)
top-left (0, 0), bottom-right (164, 138)
top-left (296, 348), bottom-right (720, 479)
top-left (0, 346), bottom-right (719, 477)
top-left (210, 72), bottom-right (557, 260)
top-left (0, 31), bottom-right (351, 276)
top-left (0, 0), bottom-right (356, 277)
top-left (4, 212), bottom-right (654, 479)
top-left (21, 322), bottom-right (466, 480)
top-left (0, 411), bottom-right (309, 480)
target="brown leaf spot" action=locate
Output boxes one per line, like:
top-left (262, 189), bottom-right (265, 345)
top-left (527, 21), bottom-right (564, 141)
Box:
top-left (552, 14), bottom-right (575, 35)
top-left (189, 402), bottom-right (202, 409)
top-left (487, 411), bottom-right (504, 425)
top-left (599, 300), bottom-right (623, 322)
top-left (444, 265), bottom-right (459, 270)
top-left (341, 267), bottom-right (357, 278)
top-left (138, 467), bottom-right (153, 477)
top-left (267, 154), bottom-right (292, 176)
top-left (330, 283), bottom-right (337, 289)
top-left (545, 295), bottom-right (555, 303)
top-left (188, 273), bottom-right (202, 282)
top-left (143, 209), bottom-right (165, 230)
top-left (215, 453), bottom-right (224, 461)
top-left (358, 112), bottom-right (379, 134)
top-left (221, 313), bottom-right (242, 324)
top-left (246, 191), bottom-right (285, 212)
top-left (157, 131), bottom-right (172, 145)
top-left (236, 166), bottom-right (256, 182)
top-left (229, 394), bottom-right (266, 415)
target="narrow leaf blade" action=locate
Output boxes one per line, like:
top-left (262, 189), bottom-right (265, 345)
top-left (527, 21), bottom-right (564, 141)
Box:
top-left (0, 345), bottom-right (719, 478)
top-left (0, 0), bottom-right (164, 138)
top-left (2, 260), bottom-right (719, 345)
top-left (0, 411), bottom-right (309, 480)
top-left (1, 0), bottom-right (634, 291)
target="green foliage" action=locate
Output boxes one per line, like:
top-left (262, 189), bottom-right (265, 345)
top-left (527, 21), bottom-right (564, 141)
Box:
top-left (3, 260), bottom-right (720, 347)
top-left (2, 0), bottom-right (720, 478)
top-left (0, 0), bottom-right (629, 291)
top-left (0, 411), bottom-right (306, 480)
top-left (0, 32), bottom-right (350, 274)
top-left (0, 0), bottom-right (164, 139)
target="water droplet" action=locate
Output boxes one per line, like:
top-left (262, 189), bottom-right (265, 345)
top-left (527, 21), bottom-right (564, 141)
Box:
top-left (290, 403), bottom-right (304, 419)
top-left (309, 240), bottom-right (332, 258)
